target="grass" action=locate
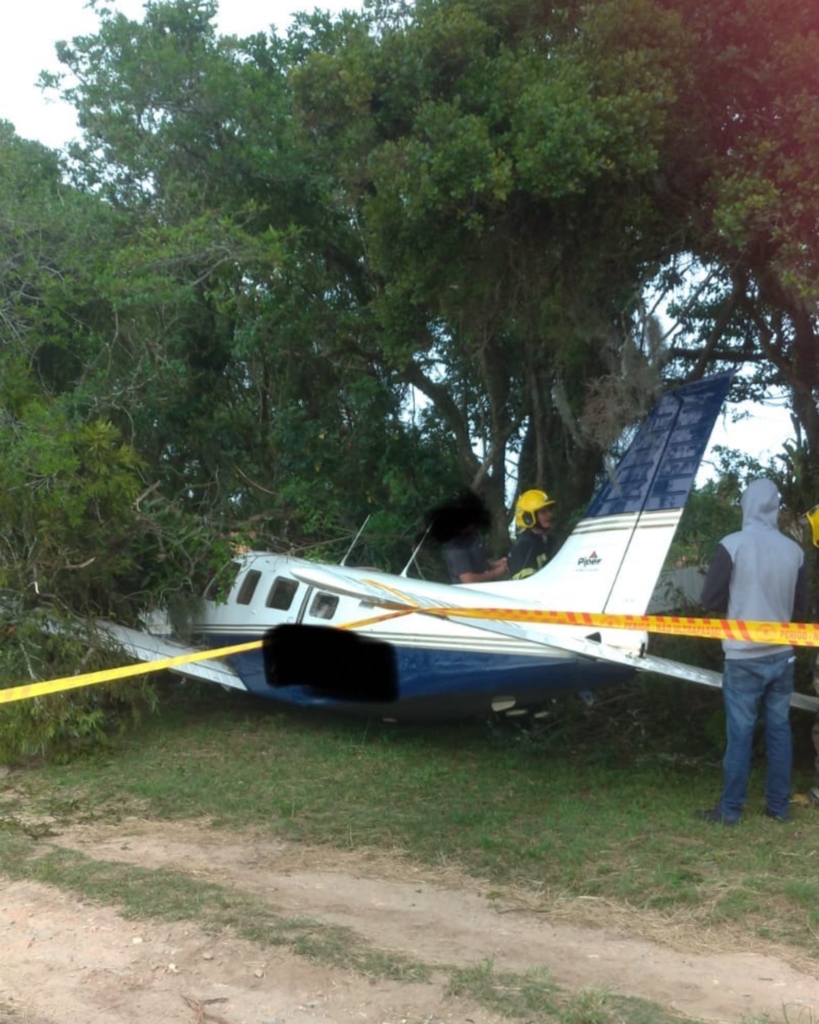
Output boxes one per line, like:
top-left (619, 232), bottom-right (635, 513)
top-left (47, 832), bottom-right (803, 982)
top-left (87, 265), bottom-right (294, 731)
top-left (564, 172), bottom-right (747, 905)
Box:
top-left (0, 834), bottom-right (430, 981)
top-left (443, 961), bottom-right (689, 1023)
top-left (1, 679), bottom-right (818, 1022)
top-left (446, 959), bottom-right (561, 1018)
top-left (16, 685), bottom-right (818, 946)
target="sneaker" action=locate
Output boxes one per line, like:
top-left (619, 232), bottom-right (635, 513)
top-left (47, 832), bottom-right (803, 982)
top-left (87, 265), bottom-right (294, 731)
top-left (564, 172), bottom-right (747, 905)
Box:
top-left (694, 808), bottom-right (739, 826)
top-left (764, 808), bottom-right (790, 822)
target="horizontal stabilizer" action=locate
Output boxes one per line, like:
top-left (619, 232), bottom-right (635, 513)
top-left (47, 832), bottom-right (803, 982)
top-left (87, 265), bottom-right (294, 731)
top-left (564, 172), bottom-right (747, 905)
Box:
top-left (437, 613), bottom-right (819, 713)
top-left (630, 651), bottom-right (819, 713)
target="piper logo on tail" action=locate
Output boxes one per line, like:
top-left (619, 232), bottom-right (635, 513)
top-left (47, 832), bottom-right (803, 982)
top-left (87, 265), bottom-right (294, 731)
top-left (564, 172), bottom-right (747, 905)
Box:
top-left (577, 551), bottom-right (602, 568)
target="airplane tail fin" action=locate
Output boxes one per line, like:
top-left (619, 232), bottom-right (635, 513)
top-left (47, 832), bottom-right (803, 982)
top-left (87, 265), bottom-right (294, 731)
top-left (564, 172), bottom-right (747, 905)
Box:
top-left (503, 372), bottom-right (734, 615)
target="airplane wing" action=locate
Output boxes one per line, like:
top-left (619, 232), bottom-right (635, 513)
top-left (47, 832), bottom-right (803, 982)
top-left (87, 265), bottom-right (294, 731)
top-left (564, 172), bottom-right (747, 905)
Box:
top-left (94, 622), bottom-right (246, 691)
top-left (291, 566), bottom-right (819, 714)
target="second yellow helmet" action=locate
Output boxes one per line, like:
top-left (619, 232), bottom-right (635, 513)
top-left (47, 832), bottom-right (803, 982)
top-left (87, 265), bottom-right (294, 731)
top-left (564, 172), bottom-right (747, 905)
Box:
top-left (806, 505), bottom-right (819, 548)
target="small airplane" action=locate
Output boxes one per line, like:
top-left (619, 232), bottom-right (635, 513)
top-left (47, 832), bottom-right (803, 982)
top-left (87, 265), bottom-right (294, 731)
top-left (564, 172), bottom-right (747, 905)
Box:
top-left (89, 369), bottom-right (819, 722)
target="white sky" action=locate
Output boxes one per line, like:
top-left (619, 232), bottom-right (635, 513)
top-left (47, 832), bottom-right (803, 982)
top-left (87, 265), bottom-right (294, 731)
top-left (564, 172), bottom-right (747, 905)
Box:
top-left (1, 0), bottom-right (798, 476)
top-left (698, 391), bottom-right (795, 484)
top-left (1, 0), bottom-right (355, 150)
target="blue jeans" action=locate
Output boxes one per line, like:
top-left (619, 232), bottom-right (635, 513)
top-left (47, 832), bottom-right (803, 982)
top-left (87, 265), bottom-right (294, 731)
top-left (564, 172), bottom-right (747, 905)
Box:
top-left (718, 651), bottom-right (794, 821)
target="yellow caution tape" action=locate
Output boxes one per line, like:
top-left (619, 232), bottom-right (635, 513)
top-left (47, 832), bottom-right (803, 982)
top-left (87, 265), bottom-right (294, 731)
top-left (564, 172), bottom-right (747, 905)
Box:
top-left (0, 639), bottom-right (263, 706)
top-left (339, 596), bottom-right (819, 646)
top-left (423, 607), bottom-right (819, 646)
top-left (339, 608), bottom-right (417, 631)
top-left (2, 607), bottom-right (818, 706)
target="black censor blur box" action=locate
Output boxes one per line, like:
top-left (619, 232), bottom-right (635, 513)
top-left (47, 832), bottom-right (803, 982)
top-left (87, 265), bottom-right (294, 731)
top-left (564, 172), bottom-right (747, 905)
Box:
top-left (262, 625), bottom-right (398, 702)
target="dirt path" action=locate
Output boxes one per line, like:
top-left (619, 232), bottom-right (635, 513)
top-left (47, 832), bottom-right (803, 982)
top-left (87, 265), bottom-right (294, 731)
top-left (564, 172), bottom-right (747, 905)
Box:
top-left (0, 819), bottom-right (817, 1024)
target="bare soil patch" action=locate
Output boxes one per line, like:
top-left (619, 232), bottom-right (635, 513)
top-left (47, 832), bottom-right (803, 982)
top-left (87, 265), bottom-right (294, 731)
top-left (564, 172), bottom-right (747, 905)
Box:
top-left (0, 818), bottom-right (816, 1024)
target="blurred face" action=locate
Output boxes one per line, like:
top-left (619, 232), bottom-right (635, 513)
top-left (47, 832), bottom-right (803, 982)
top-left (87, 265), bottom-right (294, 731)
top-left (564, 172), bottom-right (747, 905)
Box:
top-left (535, 506), bottom-right (553, 531)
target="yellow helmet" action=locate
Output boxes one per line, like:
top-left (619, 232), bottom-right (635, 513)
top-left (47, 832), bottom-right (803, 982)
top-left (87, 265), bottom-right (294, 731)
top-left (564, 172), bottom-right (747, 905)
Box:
top-left (806, 505), bottom-right (819, 548)
top-left (515, 489), bottom-right (556, 530)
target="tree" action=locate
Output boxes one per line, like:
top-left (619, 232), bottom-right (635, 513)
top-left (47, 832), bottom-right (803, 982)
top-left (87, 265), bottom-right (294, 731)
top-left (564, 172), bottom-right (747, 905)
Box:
top-left (46, 0), bottom-right (819, 543)
top-left (635, 0), bottom-right (819, 516)
top-left (39, 1), bottom-right (462, 567)
top-left (284, 0), bottom-right (705, 542)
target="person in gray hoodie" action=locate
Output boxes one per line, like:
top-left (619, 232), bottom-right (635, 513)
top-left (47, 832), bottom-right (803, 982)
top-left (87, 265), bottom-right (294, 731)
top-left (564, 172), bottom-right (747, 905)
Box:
top-left (697, 478), bottom-right (808, 825)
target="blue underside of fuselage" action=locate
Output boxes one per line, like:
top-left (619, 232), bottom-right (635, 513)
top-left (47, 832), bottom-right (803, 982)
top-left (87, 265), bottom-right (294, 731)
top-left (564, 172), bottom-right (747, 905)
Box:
top-left (205, 633), bottom-right (636, 721)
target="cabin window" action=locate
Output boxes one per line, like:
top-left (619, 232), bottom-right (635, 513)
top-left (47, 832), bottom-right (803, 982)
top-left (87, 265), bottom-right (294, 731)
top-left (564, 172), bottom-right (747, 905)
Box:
top-left (266, 577), bottom-right (299, 611)
top-left (235, 569), bottom-right (262, 605)
top-left (204, 561), bottom-right (242, 602)
top-left (308, 592), bottom-right (339, 620)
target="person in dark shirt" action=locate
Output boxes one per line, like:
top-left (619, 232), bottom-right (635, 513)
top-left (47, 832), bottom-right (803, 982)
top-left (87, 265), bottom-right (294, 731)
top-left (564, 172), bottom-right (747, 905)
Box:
top-left (507, 489), bottom-right (557, 580)
top-left (443, 528), bottom-right (508, 584)
top-left (429, 489), bottom-right (507, 585)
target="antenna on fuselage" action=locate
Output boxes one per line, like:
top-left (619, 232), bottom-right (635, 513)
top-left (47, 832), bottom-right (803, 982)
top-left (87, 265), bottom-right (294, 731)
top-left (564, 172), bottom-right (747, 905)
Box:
top-left (402, 490), bottom-right (492, 579)
top-left (340, 514), bottom-right (372, 566)
top-left (399, 523), bottom-right (432, 578)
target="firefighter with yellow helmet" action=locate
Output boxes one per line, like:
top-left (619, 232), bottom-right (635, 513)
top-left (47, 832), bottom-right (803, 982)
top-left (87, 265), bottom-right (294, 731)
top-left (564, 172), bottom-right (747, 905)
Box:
top-left (508, 489), bottom-right (558, 580)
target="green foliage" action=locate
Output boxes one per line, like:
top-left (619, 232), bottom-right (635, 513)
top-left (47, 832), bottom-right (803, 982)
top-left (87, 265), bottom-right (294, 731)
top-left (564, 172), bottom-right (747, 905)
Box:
top-left (0, 372), bottom-right (142, 608)
top-left (289, 0), bottom-right (700, 523)
top-left (0, 618), bottom-right (159, 764)
top-left (12, 406), bottom-right (214, 607)
top-left (446, 960), bottom-right (560, 1019)
top-left (33, 0), bottom-right (819, 551)
top-left (0, 350), bottom-right (227, 762)
top-left (25, 0), bottom-right (819, 538)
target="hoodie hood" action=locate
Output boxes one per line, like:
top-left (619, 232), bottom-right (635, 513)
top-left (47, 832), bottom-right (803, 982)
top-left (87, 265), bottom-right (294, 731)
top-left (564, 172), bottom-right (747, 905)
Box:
top-left (741, 478), bottom-right (780, 529)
